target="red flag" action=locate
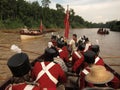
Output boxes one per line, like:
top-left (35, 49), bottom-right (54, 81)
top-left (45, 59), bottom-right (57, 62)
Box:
top-left (64, 6), bottom-right (69, 39)
top-left (40, 20), bottom-right (43, 32)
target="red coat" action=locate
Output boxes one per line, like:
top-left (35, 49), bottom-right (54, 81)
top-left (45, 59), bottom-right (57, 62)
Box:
top-left (58, 49), bottom-right (69, 62)
top-left (80, 67), bottom-right (91, 90)
top-left (72, 51), bottom-right (84, 72)
top-left (31, 61), bottom-right (66, 89)
top-left (5, 83), bottom-right (41, 90)
top-left (62, 46), bottom-right (69, 57)
top-left (83, 56), bottom-right (105, 68)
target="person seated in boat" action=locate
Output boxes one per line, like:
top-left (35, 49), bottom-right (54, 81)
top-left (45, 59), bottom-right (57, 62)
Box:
top-left (69, 34), bottom-right (78, 54)
top-left (83, 37), bottom-right (92, 52)
top-left (79, 51), bottom-right (120, 90)
top-left (71, 43), bottom-right (85, 74)
top-left (56, 39), bottom-right (69, 63)
top-left (79, 50), bottom-right (102, 90)
top-left (51, 35), bottom-right (58, 46)
top-left (31, 48), bottom-right (67, 90)
top-left (52, 47), bottom-right (68, 72)
top-left (5, 53), bottom-right (41, 90)
top-left (22, 26), bottom-right (29, 33)
top-left (85, 65), bottom-right (120, 89)
top-left (91, 45), bottom-right (104, 66)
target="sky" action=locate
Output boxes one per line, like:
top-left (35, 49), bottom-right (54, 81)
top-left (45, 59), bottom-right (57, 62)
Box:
top-left (27, 0), bottom-right (120, 23)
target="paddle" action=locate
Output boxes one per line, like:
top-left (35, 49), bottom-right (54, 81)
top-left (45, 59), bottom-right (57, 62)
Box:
top-left (0, 45), bottom-right (40, 55)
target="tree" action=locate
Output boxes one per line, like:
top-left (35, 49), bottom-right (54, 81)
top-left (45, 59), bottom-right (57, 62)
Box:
top-left (41, 0), bottom-right (51, 8)
top-left (56, 4), bottom-right (65, 13)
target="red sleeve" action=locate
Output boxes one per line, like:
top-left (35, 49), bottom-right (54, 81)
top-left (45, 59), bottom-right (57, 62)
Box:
top-left (59, 51), bottom-right (69, 62)
top-left (108, 76), bottom-right (120, 89)
top-left (80, 72), bottom-right (86, 90)
top-left (72, 56), bottom-right (84, 72)
top-left (57, 64), bottom-right (67, 83)
top-left (96, 58), bottom-right (105, 66)
top-left (31, 62), bottom-right (41, 80)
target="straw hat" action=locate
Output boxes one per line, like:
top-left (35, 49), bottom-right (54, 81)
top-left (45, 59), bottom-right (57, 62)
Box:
top-left (85, 65), bottom-right (114, 84)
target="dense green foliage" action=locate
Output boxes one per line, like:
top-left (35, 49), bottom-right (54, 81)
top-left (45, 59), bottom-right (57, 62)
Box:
top-left (0, 0), bottom-right (112, 29)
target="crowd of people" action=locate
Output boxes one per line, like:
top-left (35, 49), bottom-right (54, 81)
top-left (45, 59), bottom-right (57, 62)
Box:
top-left (5, 34), bottom-right (120, 90)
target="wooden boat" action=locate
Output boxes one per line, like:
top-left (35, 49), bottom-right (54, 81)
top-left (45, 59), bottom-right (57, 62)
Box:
top-left (97, 28), bottom-right (109, 35)
top-left (20, 29), bottom-right (55, 40)
top-left (0, 54), bottom-right (120, 90)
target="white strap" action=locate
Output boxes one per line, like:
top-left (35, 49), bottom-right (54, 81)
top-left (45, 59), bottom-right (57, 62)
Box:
top-left (58, 49), bottom-right (62, 53)
top-left (95, 57), bottom-right (100, 64)
top-left (35, 62), bottom-right (58, 84)
top-left (8, 85), bottom-right (12, 90)
top-left (82, 69), bottom-right (89, 75)
top-left (74, 51), bottom-right (81, 58)
top-left (24, 85), bottom-right (34, 90)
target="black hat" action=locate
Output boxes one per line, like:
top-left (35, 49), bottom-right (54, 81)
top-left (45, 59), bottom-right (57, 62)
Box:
top-left (51, 35), bottom-right (57, 40)
top-left (44, 48), bottom-right (58, 61)
top-left (91, 45), bottom-right (100, 53)
top-left (57, 39), bottom-right (65, 48)
top-left (7, 53), bottom-right (31, 77)
top-left (84, 50), bottom-right (96, 64)
top-left (78, 44), bottom-right (85, 51)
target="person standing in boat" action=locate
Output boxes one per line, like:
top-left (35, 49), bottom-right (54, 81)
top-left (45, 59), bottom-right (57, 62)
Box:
top-left (31, 48), bottom-right (67, 90)
top-left (5, 53), bottom-right (41, 90)
top-left (69, 34), bottom-right (78, 54)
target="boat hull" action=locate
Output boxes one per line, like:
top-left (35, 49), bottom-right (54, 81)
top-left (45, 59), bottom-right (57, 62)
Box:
top-left (20, 34), bottom-right (43, 40)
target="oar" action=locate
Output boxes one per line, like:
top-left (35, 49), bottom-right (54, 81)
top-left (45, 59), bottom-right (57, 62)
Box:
top-left (102, 56), bottom-right (120, 59)
top-left (109, 64), bottom-right (120, 66)
top-left (0, 45), bottom-right (40, 55)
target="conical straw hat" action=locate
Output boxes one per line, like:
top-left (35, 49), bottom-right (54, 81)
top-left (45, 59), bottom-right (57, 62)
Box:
top-left (85, 65), bottom-right (114, 84)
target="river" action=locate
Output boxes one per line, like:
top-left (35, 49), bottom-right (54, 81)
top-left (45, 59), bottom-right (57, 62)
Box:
top-left (0, 28), bottom-right (120, 85)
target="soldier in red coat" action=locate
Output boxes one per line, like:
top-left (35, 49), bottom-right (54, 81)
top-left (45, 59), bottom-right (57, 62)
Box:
top-left (80, 50), bottom-right (120, 90)
top-left (51, 35), bottom-right (57, 46)
top-left (85, 65), bottom-right (120, 89)
top-left (71, 44), bottom-right (85, 73)
top-left (31, 48), bottom-right (67, 90)
top-left (91, 45), bottom-right (104, 66)
top-left (56, 39), bottom-right (69, 63)
top-left (5, 53), bottom-right (41, 90)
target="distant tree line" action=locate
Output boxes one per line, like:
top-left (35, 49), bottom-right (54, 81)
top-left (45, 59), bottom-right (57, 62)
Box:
top-left (106, 21), bottom-right (120, 32)
top-left (0, 0), bottom-right (118, 30)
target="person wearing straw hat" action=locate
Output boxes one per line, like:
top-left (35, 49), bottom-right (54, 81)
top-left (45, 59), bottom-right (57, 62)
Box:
top-left (31, 48), bottom-right (66, 90)
top-left (79, 50), bottom-right (96, 90)
top-left (85, 65), bottom-right (120, 89)
top-left (5, 53), bottom-right (41, 90)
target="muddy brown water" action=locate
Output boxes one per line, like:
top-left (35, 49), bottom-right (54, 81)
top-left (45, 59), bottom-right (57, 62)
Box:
top-left (0, 28), bottom-right (120, 85)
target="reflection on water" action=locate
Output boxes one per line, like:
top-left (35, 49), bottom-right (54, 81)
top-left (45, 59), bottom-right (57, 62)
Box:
top-left (0, 28), bottom-right (120, 84)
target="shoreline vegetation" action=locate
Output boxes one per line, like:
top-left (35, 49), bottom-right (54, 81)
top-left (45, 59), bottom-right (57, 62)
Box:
top-left (0, 0), bottom-right (119, 31)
